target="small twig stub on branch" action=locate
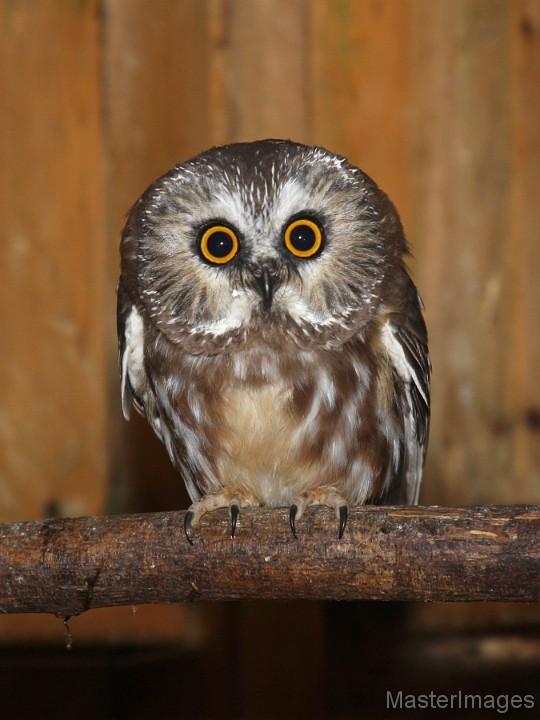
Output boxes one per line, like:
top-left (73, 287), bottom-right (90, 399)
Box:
top-left (0, 505), bottom-right (539, 615)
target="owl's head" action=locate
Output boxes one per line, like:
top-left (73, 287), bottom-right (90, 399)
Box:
top-left (123, 140), bottom-right (407, 353)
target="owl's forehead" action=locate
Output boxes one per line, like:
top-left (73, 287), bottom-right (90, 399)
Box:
top-left (203, 172), bottom-right (317, 233)
top-left (149, 143), bottom-right (364, 236)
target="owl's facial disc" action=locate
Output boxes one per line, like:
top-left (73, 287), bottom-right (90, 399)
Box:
top-left (132, 140), bottom-right (406, 351)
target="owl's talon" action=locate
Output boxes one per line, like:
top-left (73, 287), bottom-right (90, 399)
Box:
top-left (184, 511), bottom-right (194, 545)
top-left (289, 504), bottom-right (299, 539)
top-left (230, 503), bottom-right (239, 538)
top-left (338, 505), bottom-right (348, 539)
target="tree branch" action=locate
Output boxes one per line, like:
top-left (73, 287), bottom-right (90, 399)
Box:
top-left (0, 505), bottom-right (539, 615)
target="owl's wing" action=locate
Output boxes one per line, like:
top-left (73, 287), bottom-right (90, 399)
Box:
top-left (380, 290), bottom-right (431, 504)
top-left (117, 280), bottom-right (163, 441)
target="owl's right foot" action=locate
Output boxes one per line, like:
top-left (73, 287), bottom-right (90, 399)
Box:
top-left (183, 488), bottom-right (259, 544)
top-left (289, 486), bottom-right (348, 540)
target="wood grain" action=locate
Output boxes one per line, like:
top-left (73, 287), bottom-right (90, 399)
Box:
top-left (1, 505), bottom-right (539, 615)
top-left (209, 0), bottom-right (309, 144)
top-left (410, 0), bottom-right (517, 505)
top-left (310, 0), bottom-right (412, 216)
top-left (508, 0), bottom-right (540, 501)
top-left (0, 1), bottom-right (107, 521)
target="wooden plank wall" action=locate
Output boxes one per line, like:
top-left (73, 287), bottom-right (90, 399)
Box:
top-left (1, 2), bottom-right (107, 521)
top-left (1, 0), bottom-right (539, 648)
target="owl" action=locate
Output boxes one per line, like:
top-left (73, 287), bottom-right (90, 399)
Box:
top-left (117, 140), bottom-right (430, 543)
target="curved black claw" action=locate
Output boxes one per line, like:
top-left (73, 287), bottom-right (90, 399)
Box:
top-left (289, 504), bottom-right (298, 539)
top-left (230, 503), bottom-right (239, 538)
top-left (184, 510), bottom-right (194, 545)
top-left (338, 505), bottom-right (348, 539)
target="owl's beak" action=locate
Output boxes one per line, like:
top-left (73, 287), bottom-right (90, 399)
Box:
top-left (253, 268), bottom-right (275, 311)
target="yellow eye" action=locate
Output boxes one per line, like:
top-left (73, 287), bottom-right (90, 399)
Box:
top-left (200, 225), bottom-right (239, 265)
top-left (284, 218), bottom-right (323, 258)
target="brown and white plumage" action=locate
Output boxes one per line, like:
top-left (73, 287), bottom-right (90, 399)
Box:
top-left (118, 140), bottom-right (430, 539)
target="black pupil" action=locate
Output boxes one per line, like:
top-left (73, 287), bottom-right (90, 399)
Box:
top-left (207, 230), bottom-right (233, 258)
top-left (290, 224), bottom-right (316, 251)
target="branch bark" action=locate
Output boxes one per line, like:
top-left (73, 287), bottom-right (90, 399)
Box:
top-left (1, 505), bottom-right (539, 615)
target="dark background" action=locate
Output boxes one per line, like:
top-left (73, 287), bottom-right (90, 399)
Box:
top-left (1, 1), bottom-right (539, 718)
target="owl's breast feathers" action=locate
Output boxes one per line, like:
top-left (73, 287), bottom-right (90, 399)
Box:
top-left (119, 279), bottom-right (429, 507)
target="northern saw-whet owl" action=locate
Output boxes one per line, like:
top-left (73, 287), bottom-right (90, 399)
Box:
top-left (118, 140), bottom-right (430, 542)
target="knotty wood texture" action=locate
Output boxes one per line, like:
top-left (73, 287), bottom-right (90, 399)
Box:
top-left (1, 505), bottom-right (539, 614)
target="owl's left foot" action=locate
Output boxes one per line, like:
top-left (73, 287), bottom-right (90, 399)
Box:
top-left (289, 487), bottom-right (348, 540)
top-left (183, 488), bottom-right (259, 544)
